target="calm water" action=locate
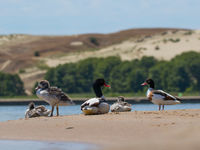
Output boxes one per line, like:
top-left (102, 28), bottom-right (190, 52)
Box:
top-left (0, 103), bottom-right (200, 122)
top-left (0, 140), bottom-right (96, 150)
top-left (0, 105), bottom-right (81, 122)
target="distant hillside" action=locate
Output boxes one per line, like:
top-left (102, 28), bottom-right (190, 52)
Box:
top-left (1, 28), bottom-right (196, 94)
top-left (0, 28), bottom-right (182, 73)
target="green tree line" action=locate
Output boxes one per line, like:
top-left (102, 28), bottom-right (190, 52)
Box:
top-left (0, 72), bottom-right (25, 96)
top-left (44, 51), bottom-right (200, 95)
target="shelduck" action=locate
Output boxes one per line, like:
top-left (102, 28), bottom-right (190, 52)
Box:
top-left (81, 79), bottom-right (110, 115)
top-left (141, 79), bottom-right (181, 110)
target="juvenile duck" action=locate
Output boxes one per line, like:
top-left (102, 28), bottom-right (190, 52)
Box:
top-left (35, 80), bottom-right (74, 116)
top-left (25, 102), bottom-right (51, 118)
top-left (111, 96), bottom-right (132, 112)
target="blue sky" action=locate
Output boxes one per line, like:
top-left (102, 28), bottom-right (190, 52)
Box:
top-left (0, 0), bottom-right (199, 35)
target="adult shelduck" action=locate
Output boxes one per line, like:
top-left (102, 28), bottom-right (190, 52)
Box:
top-left (35, 80), bottom-right (74, 116)
top-left (111, 96), bottom-right (132, 112)
top-left (81, 78), bottom-right (110, 115)
top-left (25, 102), bottom-right (51, 118)
top-left (141, 79), bottom-right (181, 110)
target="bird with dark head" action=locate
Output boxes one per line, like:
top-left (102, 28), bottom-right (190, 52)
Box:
top-left (141, 78), bottom-right (181, 110)
top-left (35, 80), bottom-right (74, 116)
top-left (141, 78), bottom-right (155, 88)
top-left (81, 78), bottom-right (110, 115)
top-left (93, 78), bottom-right (110, 99)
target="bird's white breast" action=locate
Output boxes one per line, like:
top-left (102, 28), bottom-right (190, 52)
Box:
top-left (36, 89), bottom-right (59, 105)
top-left (146, 88), bottom-right (153, 97)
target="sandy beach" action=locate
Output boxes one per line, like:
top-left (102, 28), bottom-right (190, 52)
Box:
top-left (0, 109), bottom-right (200, 150)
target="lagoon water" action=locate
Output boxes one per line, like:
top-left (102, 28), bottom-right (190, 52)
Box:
top-left (0, 102), bottom-right (200, 122)
top-left (0, 140), bottom-right (96, 150)
top-left (0, 105), bottom-right (81, 122)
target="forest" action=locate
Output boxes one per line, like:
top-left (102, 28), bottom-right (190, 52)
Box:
top-left (44, 51), bottom-right (200, 95)
top-left (0, 72), bottom-right (25, 96)
top-left (1, 51), bottom-right (200, 96)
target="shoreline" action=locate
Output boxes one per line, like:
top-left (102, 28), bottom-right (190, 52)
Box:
top-left (0, 96), bottom-right (200, 105)
top-left (0, 109), bottom-right (200, 150)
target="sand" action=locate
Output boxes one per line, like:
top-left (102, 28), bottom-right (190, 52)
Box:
top-left (45, 30), bottom-right (200, 67)
top-left (0, 109), bottom-right (200, 150)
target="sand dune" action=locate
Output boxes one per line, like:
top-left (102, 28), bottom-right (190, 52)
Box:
top-left (45, 30), bottom-right (200, 67)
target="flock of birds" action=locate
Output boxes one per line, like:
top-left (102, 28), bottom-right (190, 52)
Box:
top-left (25, 78), bottom-right (181, 118)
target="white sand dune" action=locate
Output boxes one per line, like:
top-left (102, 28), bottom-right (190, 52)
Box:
top-left (45, 30), bottom-right (200, 67)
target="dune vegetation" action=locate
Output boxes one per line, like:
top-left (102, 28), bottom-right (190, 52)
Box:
top-left (1, 51), bottom-right (200, 97)
top-left (0, 72), bottom-right (25, 96)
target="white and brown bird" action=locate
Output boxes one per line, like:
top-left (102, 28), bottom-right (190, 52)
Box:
top-left (25, 102), bottom-right (51, 118)
top-left (110, 96), bottom-right (132, 112)
top-left (141, 79), bottom-right (181, 111)
top-left (35, 80), bottom-right (74, 116)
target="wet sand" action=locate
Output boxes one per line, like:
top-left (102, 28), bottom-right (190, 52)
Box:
top-left (0, 109), bottom-right (200, 150)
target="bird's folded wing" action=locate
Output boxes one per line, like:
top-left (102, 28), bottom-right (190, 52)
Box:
top-left (48, 87), bottom-right (72, 102)
top-left (153, 90), bottom-right (176, 100)
top-left (81, 98), bottom-right (100, 109)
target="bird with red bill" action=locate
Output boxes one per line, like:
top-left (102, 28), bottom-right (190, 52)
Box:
top-left (104, 83), bottom-right (111, 88)
top-left (81, 78), bottom-right (110, 115)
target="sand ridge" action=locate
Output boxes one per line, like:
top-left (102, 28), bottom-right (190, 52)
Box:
top-left (0, 109), bottom-right (200, 150)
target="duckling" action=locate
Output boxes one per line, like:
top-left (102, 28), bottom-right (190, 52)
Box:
top-left (25, 102), bottom-right (51, 118)
top-left (111, 96), bottom-right (132, 112)
top-left (35, 80), bottom-right (74, 116)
